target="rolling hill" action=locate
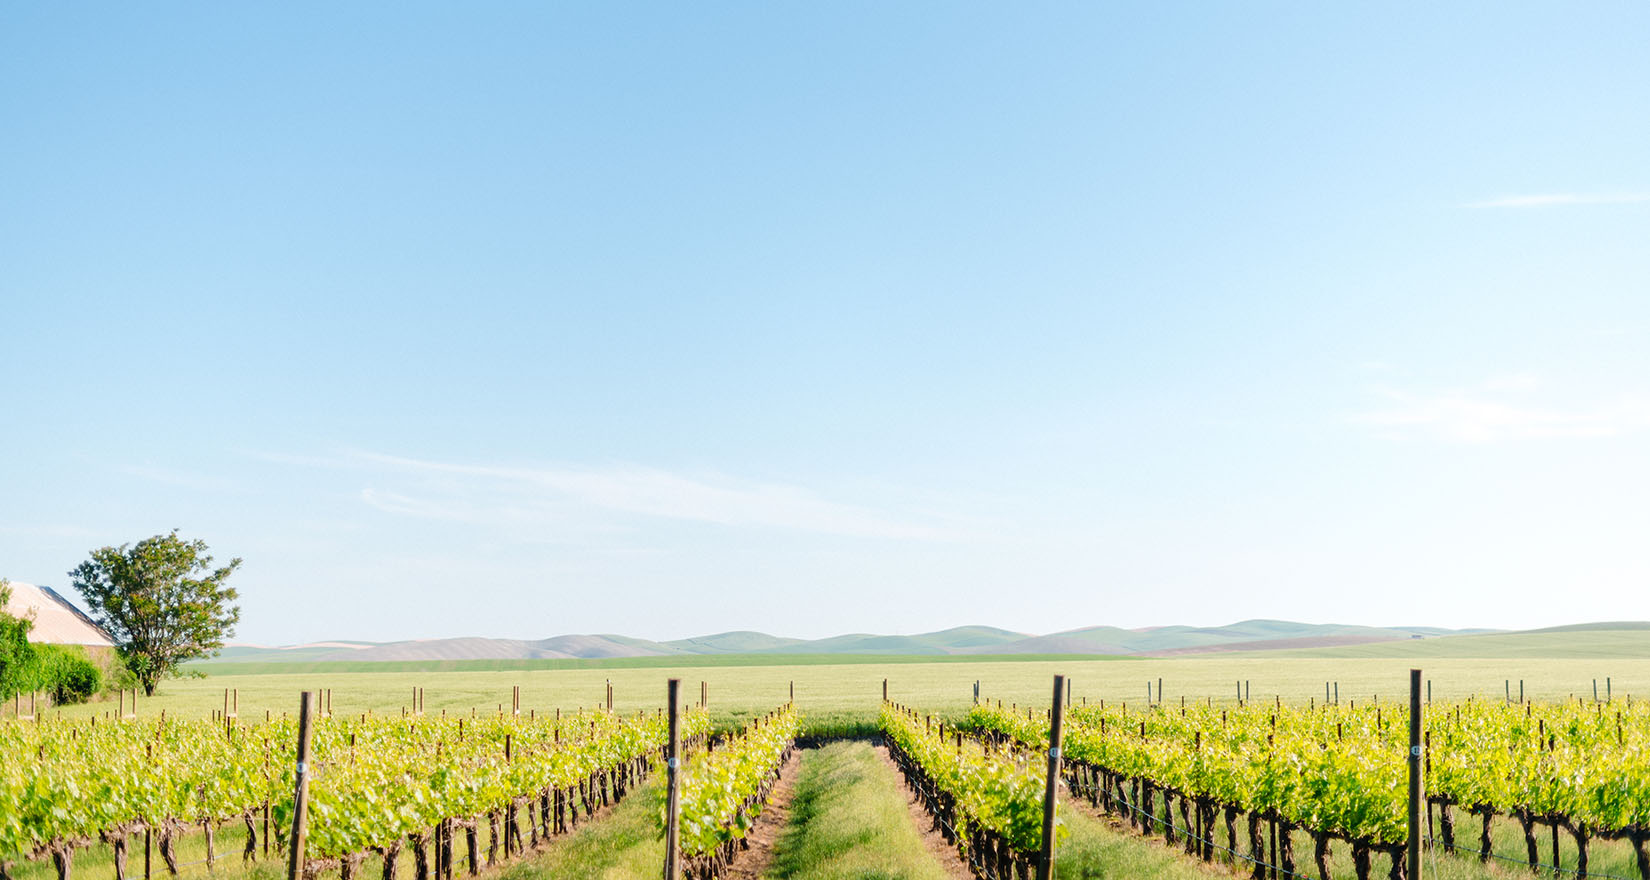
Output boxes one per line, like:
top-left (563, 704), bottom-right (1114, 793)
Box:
top-left (212, 620), bottom-right (1531, 663)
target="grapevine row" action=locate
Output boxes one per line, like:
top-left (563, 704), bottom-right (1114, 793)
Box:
top-left (879, 702), bottom-right (1059, 880)
top-left (1, 708), bottom-right (713, 880)
top-left (965, 696), bottom-right (1650, 880)
top-left (668, 704), bottom-right (799, 880)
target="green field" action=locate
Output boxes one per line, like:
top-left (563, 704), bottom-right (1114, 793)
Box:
top-left (14, 648), bottom-right (1647, 880)
top-left (34, 652), bottom-right (1650, 737)
top-left (1258, 627), bottom-right (1650, 659)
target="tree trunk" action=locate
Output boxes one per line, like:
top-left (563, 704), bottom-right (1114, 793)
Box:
top-left (202, 821), bottom-right (215, 870)
top-left (1278, 821), bottom-right (1296, 878)
top-left (380, 842), bottom-right (400, 880)
top-left (465, 823), bottom-right (479, 876)
top-left (1352, 841), bottom-right (1371, 880)
top-left (52, 848), bottom-right (72, 880)
top-left (1160, 788), bottom-right (1175, 845)
top-left (1632, 830), bottom-right (1650, 880)
top-left (243, 814), bottom-right (258, 862)
top-left (160, 829), bottom-right (179, 876)
top-left (1439, 801), bottom-right (1455, 850)
top-left (1517, 811), bottom-right (1537, 866)
top-left (1478, 810), bottom-right (1493, 863)
top-left (1179, 795), bottom-right (1194, 854)
top-left (1248, 812), bottom-right (1265, 880)
top-left (1312, 832), bottom-right (1332, 880)
top-left (411, 834), bottom-right (429, 880)
top-left (487, 813), bottom-right (499, 866)
top-left (106, 834), bottom-right (129, 880)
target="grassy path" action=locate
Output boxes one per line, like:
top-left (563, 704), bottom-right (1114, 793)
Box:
top-left (492, 781), bottom-right (663, 880)
top-left (1054, 799), bottom-right (1227, 880)
top-left (763, 741), bottom-right (961, 880)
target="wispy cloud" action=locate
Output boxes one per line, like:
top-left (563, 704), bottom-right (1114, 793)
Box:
top-left (1351, 376), bottom-right (1650, 443)
top-left (118, 464), bottom-right (239, 492)
top-left (1471, 193), bottom-right (1650, 208)
top-left (296, 452), bottom-right (957, 540)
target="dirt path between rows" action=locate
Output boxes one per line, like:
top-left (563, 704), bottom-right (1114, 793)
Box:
top-left (874, 742), bottom-right (976, 880)
top-left (722, 746), bottom-right (805, 879)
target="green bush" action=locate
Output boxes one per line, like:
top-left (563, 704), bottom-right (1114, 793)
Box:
top-left (0, 581), bottom-right (41, 701)
top-left (37, 645), bottom-right (102, 704)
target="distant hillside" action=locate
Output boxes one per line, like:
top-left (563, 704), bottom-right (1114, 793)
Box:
top-left (221, 634), bottom-right (678, 663)
top-left (972, 619), bottom-right (1490, 656)
top-left (665, 631), bottom-right (806, 654)
top-left (216, 620), bottom-right (1512, 663)
top-left (1252, 627), bottom-right (1650, 659)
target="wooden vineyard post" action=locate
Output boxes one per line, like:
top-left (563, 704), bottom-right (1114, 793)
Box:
top-left (1407, 669), bottom-right (1423, 880)
top-left (287, 692), bottom-right (315, 880)
top-left (663, 679), bottom-right (682, 880)
top-left (1038, 674), bottom-right (1066, 880)
top-left (504, 734), bottom-right (514, 857)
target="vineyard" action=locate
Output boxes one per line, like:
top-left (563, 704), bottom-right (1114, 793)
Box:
top-left (945, 687), bottom-right (1650, 880)
top-left (0, 696), bottom-right (715, 880)
top-left (5, 671), bottom-right (1650, 880)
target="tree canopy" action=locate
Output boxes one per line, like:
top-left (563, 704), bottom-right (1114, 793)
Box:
top-left (69, 532), bottom-right (242, 695)
top-left (0, 579), bottom-right (42, 701)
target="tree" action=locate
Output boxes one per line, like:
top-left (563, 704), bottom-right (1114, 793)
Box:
top-left (69, 532), bottom-right (242, 695)
top-left (0, 578), bottom-right (43, 701)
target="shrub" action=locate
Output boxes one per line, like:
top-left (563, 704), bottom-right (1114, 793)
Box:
top-left (38, 645), bottom-right (103, 704)
top-left (0, 580), bottom-right (41, 701)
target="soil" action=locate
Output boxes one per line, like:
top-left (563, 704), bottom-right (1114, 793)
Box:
top-left (873, 743), bottom-right (976, 880)
top-left (722, 747), bottom-right (805, 879)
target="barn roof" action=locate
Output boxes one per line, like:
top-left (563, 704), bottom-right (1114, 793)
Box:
top-left (2, 581), bottom-right (116, 648)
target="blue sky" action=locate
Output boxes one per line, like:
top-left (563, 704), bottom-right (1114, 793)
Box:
top-left (3, 3), bottom-right (1647, 644)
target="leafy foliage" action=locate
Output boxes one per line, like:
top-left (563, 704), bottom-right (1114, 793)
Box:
top-left (881, 703), bottom-right (1057, 854)
top-left (36, 646), bottom-right (102, 705)
top-left (68, 532), bottom-right (242, 695)
top-left (0, 579), bottom-right (42, 701)
top-left (966, 696), bottom-right (1650, 844)
top-left (0, 705), bottom-right (712, 865)
top-left (669, 705), bottom-right (799, 857)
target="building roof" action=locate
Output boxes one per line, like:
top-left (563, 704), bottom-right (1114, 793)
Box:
top-left (2, 581), bottom-right (116, 648)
